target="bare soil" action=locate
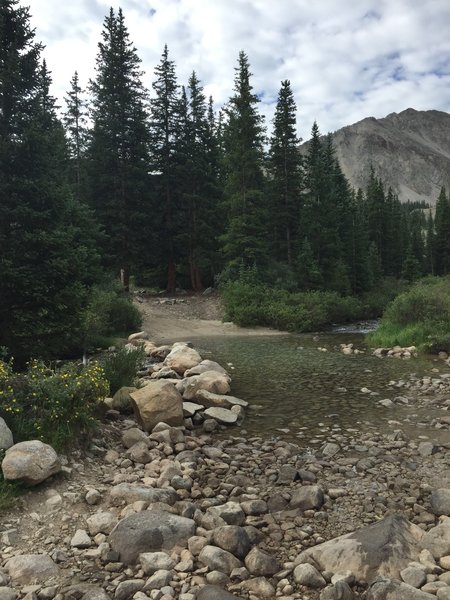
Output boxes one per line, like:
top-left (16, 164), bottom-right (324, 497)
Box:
top-left (134, 292), bottom-right (285, 344)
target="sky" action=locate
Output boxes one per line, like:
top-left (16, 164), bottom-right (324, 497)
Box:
top-left (23, 0), bottom-right (450, 141)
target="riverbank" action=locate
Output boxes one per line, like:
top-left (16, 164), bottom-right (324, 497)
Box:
top-left (135, 293), bottom-right (286, 343)
top-left (1, 337), bottom-right (450, 599)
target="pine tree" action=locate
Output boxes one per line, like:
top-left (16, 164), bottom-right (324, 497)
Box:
top-left (221, 51), bottom-right (268, 274)
top-left (149, 45), bottom-right (181, 292)
top-left (88, 7), bottom-right (151, 290)
top-left (434, 187), bottom-right (450, 275)
top-left (268, 80), bottom-right (303, 265)
top-left (63, 71), bottom-right (89, 201)
top-left (0, 2), bottom-right (101, 360)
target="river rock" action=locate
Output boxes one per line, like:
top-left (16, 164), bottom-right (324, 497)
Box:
top-left (86, 512), bottom-right (118, 536)
top-left (111, 386), bottom-right (137, 412)
top-left (183, 401), bottom-right (204, 417)
top-left (130, 381), bottom-right (184, 431)
top-left (197, 585), bottom-right (244, 600)
top-left (164, 344), bottom-right (202, 375)
top-left (296, 514), bottom-right (424, 583)
top-left (185, 360), bottom-right (230, 379)
top-left (0, 589), bottom-right (16, 600)
top-left (421, 518), bottom-right (450, 559)
top-left (5, 554), bottom-right (59, 584)
top-left (290, 485), bottom-right (324, 511)
top-left (183, 371), bottom-right (231, 401)
top-left (293, 563), bottom-right (327, 588)
top-left (207, 502), bottom-right (245, 526)
top-left (431, 489), bottom-right (450, 516)
top-left (366, 576), bottom-right (435, 599)
top-left (198, 545), bottom-right (242, 575)
top-left (109, 483), bottom-right (178, 505)
top-left (241, 577), bottom-right (275, 598)
top-left (109, 510), bottom-right (195, 564)
top-left (196, 390), bottom-right (248, 409)
top-left (212, 526), bottom-right (252, 559)
top-left (204, 407), bottom-right (238, 425)
top-left (1, 440), bottom-right (60, 485)
top-left (139, 551), bottom-right (175, 575)
top-left (320, 581), bottom-right (354, 599)
top-left (244, 547), bottom-right (280, 576)
top-left (121, 427), bottom-right (148, 448)
top-left (0, 417), bottom-right (13, 450)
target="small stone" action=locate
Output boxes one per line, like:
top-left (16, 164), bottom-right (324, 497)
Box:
top-left (293, 563), bottom-right (326, 588)
top-left (139, 552), bottom-right (175, 575)
top-left (244, 547), bottom-right (280, 576)
top-left (198, 545), bottom-right (242, 575)
top-left (431, 489), bottom-right (450, 516)
top-left (70, 529), bottom-right (92, 548)
top-left (400, 566), bottom-right (427, 588)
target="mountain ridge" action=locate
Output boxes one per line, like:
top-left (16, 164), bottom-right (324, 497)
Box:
top-left (311, 108), bottom-right (450, 205)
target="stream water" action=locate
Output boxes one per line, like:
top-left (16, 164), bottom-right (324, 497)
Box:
top-left (188, 329), bottom-right (450, 444)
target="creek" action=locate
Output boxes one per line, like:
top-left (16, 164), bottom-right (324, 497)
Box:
top-left (188, 328), bottom-right (449, 444)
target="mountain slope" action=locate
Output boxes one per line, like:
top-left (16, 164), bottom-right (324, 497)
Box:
top-left (321, 108), bottom-right (450, 205)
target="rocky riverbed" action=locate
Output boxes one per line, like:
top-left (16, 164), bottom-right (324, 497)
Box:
top-left (1, 337), bottom-right (450, 600)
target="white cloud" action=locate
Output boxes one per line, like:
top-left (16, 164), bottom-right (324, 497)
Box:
top-left (22, 0), bottom-right (450, 139)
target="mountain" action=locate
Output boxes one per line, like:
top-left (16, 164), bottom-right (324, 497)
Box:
top-left (317, 108), bottom-right (450, 205)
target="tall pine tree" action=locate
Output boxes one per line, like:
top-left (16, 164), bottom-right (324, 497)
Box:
top-left (221, 51), bottom-right (268, 274)
top-left (268, 80), bottom-right (303, 265)
top-left (0, 1), bottom-right (100, 360)
top-left (88, 7), bottom-right (151, 290)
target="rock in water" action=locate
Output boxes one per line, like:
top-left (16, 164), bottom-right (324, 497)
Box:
top-left (182, 371), bottom-right (231, 400)
top-left (109, 511), bottom-right (195, 564)
top-left (130, 380), bottom-right (183, 431)
top-left (1, 440), bottom-right (60, 485)
top-left (163, 344), bottom-right (202, 375)
top-left (296, 514), bottom-right (424, 583)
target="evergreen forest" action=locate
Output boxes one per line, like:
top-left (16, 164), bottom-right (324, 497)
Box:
top-left (2, 1), bottom-right (450, 361)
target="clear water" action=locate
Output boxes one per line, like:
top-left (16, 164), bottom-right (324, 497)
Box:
top-left (188, 332), bottom-right (449, 443)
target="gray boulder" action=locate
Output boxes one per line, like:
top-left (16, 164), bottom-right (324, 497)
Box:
top-left (1, 440), bottom-right (60, 485)
top-left (5, 554), bottom-right (59, 584)
top-left (198, 545), bottom-right (242, 575)
top-left (130, 381), bottom-right (184, 431)
top-left (207, 502), bottom-right (245, 526)
top-left (296, 514), bottom-right (424, 583)
top-left (320, 581), bottom-right (354, 599)
top-left (0, 417), bottom-right (13, 450)
top-left (109, 483), bottom-right (178, 506)
top-left (184, 360), bottom-right (230, 378)
top-left (204, 407), bottom-right (238, 425)
top-left (244, 547), bottom-right (280, 576)
top-left (197, 586), bottom-right (244, 600)
top-left (109, 511), bottom-right (195, 564)
top-left (86, 512), bottom-right (118, 536)
top-left (366, 576), bottom-right (435, 599)
top-left (290, 485), bottom-right (324, 511)
top-left (196, 390), bottom-right (248, 409)
top-left (0, 589), bottom-right (16, 600)
top-left (212, 526), bottom-right (252, 560)
top-left (293, 563), bottom-right (327, 588)
top-left (431, 489), bottom-right (450, 516)
top-left (421, 518), bottom-right (450, 559)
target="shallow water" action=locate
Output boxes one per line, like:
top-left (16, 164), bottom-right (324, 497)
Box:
top-left (189, 332), bottom-right (450, 443)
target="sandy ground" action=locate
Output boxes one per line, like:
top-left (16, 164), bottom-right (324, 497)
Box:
top-left (134, 292), bottom-right (285, 344)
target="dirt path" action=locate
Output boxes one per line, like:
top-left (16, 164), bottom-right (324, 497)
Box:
top-left (134, 292), bottom-right (286, 343)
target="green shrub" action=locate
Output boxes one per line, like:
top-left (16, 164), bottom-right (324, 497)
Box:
top-left (220, 281), bottom-right (364, 332)
top-left (100, 346), bottom-right (145, 396)
top-left (0, 359), bottom-right (109, 450)
top-left (82, 285), bottom-right (142, 351)
top-left (368, 277), bottom-right (450, 352)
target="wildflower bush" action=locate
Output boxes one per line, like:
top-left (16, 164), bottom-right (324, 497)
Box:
top-left (0, 359), bottom-right (109, 450)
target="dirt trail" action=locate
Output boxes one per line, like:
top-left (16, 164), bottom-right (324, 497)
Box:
top-left (134, 292), bottom-right (286, 343)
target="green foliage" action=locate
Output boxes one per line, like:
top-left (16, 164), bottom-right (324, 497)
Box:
top-left (100, 346), bottom-right (145, 395)
top-left (221, 281), bottom-right (364, 332)
top-left (0, 360), bottom-right (109, 450)
top-left (82, 285), bottom-right (142, 350)
top-left (0, 464), bottom-right (21, 511)
top-left (368, 277), bottom-right (450, 352)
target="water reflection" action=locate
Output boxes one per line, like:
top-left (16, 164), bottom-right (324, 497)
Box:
top-left (188, 333), bottom-right (448, 442)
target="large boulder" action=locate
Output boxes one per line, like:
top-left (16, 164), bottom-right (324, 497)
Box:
top-left (185, 360), bottom-right (230, 379)
top-left (5, 554), bottom-right (59, 584)
top-left (163, 344), bottom-right (202, 375)
top-left (296, 514), bottom-right (424, 583)
top-left (182, 371), bottom-right (231, 401)
top-left (366, 576), bottom-right (435, 599)
top-left (1, 440), bottom-right (60, 486)
top-left (130, 381), bottom-right (183, 431)
top-left (109, 511), bottom-right (195, 564)
top-left (0, 417), bottom-right (13, 450)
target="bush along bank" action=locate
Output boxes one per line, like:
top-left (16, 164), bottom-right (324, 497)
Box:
top-left (0, 333), bottom-right (450, 598)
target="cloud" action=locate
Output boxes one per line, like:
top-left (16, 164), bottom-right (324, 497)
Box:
top-left (21, 0), bottom-right (450, 139)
